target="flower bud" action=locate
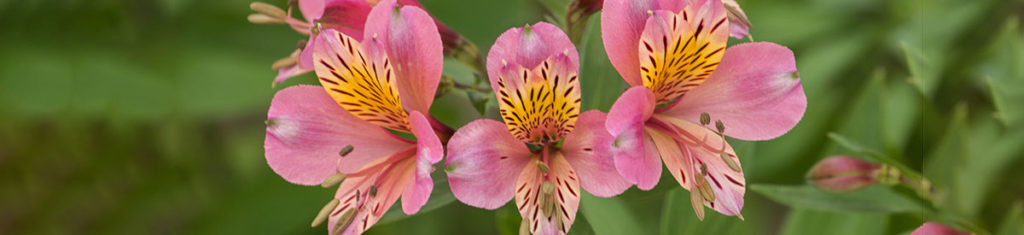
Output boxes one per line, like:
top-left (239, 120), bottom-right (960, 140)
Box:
top-left (806, 156), bottom-right (881, 193)
top-left (911, 222), bottom-right (969, 235)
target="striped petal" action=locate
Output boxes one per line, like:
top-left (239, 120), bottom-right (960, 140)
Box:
top-left (494, 51), bottom-right (581, 144)
top-left (265, 85), bottom-right (411, 185)
top-left (328, 150), bottom-right (417, 235)
top-left (363, 0), bottom-right (444, 114)
top-left (515, 153), bottom-right (580, 235)
top-left (313, 29), bottom-right (411, 132)
top-left (561, 111), bottom-right (631, 197)
top-left (639, 0), bottom-right (729, 104)
top-left (600, 0), bottom-right (687, 86)
top-left (446, 119), bottom-right (533, 209)
top-left (657, 115), bottom-right (745, 217)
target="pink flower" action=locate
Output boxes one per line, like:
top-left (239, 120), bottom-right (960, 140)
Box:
top-left (445, 22), bottom-right (631, 235)
top-left (912, 222), bottom-right (970, 235)
top-left (270, 0), bottom-right (462, 85)
top-left (602, 0), bottom-right (806, 219)
top-left (264, 0), bottom-right (446, 234)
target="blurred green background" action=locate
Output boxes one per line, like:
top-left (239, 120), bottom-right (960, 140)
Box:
top-left (2, 0), bottom-right (1023, 234)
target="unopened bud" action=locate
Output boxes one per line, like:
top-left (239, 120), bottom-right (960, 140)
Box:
top-left (248, 13), bottom-right (284, 24)
top-left (700, 112), bottom-right (711, 125)
top-left (806, 156), bottom-right (881, 193)
top-left (911, 222), bottom-right (970, 235)
top-left (250, 2), bottom-right (286, 19)
top-left (311, 199), bottom-right (340, 227)
top-left (321, 173), bottom-right (346, 188)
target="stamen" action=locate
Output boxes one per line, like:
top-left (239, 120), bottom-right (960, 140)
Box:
top-left (369, 185), bottom-right (378, 197)
top-left (720, 153), bottom-right (741, 172)
top-left (338, 145), bottom-right (354, 157)
top-left (690, 186), bottom-right (706, 221)
top-left (321, 173), bottom-right (347, 188)
top-left (250, 2), bottom-right (286, 19)
top-left (519, 219), bottom-right (531, 235)
top-left (271, 56), bottom-right (297, 70)
top-left (700, 112), bottom-right (711, 126)
top-left (536, 161), bottom-right (550, 174)
top-left (540, 181), bottom-right (555, 217)
top-left (332, 208), bottom-right (358, 234)
top-left (715, 120), bottom-right (725, 134)
top-left (311, 199), bottom-right (340, 227)
top-left (248, 14), bottom-right (284, 24)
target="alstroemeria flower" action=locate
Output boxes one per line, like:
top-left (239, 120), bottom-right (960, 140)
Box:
top-left (602, 0), bottom-right (806, 219)
top-left (912, 222), bottom-right (970, 235)
top-left (445, 23), bottom-right (631, 235)
top-left (270, 0), bottom-right (464, 85)
top-left (264, 0), bottom-right (445, 234)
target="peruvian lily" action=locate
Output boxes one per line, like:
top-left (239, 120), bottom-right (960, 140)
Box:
top-left (261, 0), bottom-right (467, 85)
top-left (602, 0), bottom-right (806, 219)
top-left (264, 0), bottom-right (447, 234)
top-left (911, 222), bottom-right (970, 235)
top-left (445, 23), bottom-right (631, 235)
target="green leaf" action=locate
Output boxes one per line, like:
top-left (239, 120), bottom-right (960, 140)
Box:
top-left (751, 184), bottom-right (924, 213)
top-left (997, 202), bottom-right (1024, 235)
top-left (660, 188), bottom-right (751, 235)
top-left (981, 17), bottom-right (1024, 127)
top-left (902, 42), bottom-right (938, 97)
top-left (579, 192), bottom-right (646, 235)
top-left (923, 104), bottom-right (968, 214)
top-left (780, 209), bottom-right (888, 235)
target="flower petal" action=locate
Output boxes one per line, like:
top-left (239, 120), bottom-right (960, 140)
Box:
top-left (638, 0), bottom-right (728, 104)
top-left (647, 127), bottom-right (695, 190)
top-left (299, 0), bottom-right (326, 22)
top-left (515, 153), bottom-right (580, 235)
top-left (313, 29), bottom-right (412, 132)
top-left (601, 0), bottom-right (681, 86)
top-left (662, 42), bottom-right (806, 141)
top-left (606, 86), bottom-right (661, 190)
top-left (562, 111), bottom-right (631, 197)
top-left (722, 0), bottom-right (752, 39)
top-left (657, 116), bottom-right (745, 217)
top-left (329, 154), bottom-right (416, 235)
top-left (363, 0), bottom-right (444, 114)
top-left (493, 52), bottom-right (581, 144)
top-left (265, 85), bottom-right (410, 186)
top-left (912, 222), bottom-right (970, 235)
top-left (446, 119), bottom-right (532, 209)
top-left (274, 63), bottom-right (312, 85)
top-left (401, 111), bottom-right (442, 214)
top-left (486, 22), bottom-right (579, 93)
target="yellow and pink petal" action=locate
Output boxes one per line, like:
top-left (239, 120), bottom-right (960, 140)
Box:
top-left (264, 85), bottom-right (411, 186)
top-left (363, 0), bottom-right (444, 114)
top-left (660, 42), bottom-right (805, 141)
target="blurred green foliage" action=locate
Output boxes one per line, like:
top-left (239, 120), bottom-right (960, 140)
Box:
top-left (1, 0), bottom-right (1023, 234)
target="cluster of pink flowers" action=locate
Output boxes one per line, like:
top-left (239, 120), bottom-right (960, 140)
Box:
top-left (256, 0), bottom-right (806, 234)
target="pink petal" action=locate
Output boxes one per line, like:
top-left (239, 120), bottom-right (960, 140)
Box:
top-left (363, 0), bottom-right (443, 114)
top-left (662, 42), bottom-right (806, 141)
top-left (601, 0), bottom-right (681, 86)
top-left (401, 111), bottom-right (442, 214)
top-left (486, 22), bottom-right (579, 93)
top-left (646, 127), bottom-right (695, 190)
top-left (264, 85), bottom-right (411, 185)
top-left (912, 222), bottom-right (970, 235)
top-left (657, 116), bottom-right (745, 217)
top-left (562, 110), bottom-right (631, 197)
top-left (273, 64), bottom-right (312, 85)
top-left (298, 37), bottom-right (317, 74)
top-left (606, 86), bottom-right (661, 190)
top-left (329, 154), bottom-right (416, 235)
top-left (445, 119), bottom-right (532, 209)
top-left (514, 153), bottom-right (580, 234)
top-left (299, 0), bottom-right (326, 22)
top-left (722, 0), bottom-right (752, 39)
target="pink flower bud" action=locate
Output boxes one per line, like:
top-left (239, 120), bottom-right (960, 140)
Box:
top-left (911, 222), bottom-right (969, 235)
top-left (806, 156), bottom-right (881, 193)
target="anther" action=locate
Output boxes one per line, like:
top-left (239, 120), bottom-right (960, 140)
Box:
top-left (297, 39), bottom-right (308, 50)
top-left (715, 120), bottom-right (725, 134)
top-left (700, 112), bottom-right (711, 126)
top-left (689, 187), bottom-right (706, 221)
top-left (311, 199), bottom-right (340, 227)
top-left (332, 208), bottom-right (358, 234)
top-left (338, 145), bottom-right (354, 157)
top-left (321, 173), bottom-right (346, 188)
top-left (536, 161), bottom-right (550, 174)
top-left (369, 185), bottom-right (378, 197)
top-left (720, 153), bottom-right (740, 172)
top-left (250, 2), bottom-right (286, 19)
top-left (698, 179), bottom-right (716, 202)
top-left (540, 181), bottom-right (556, 217)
